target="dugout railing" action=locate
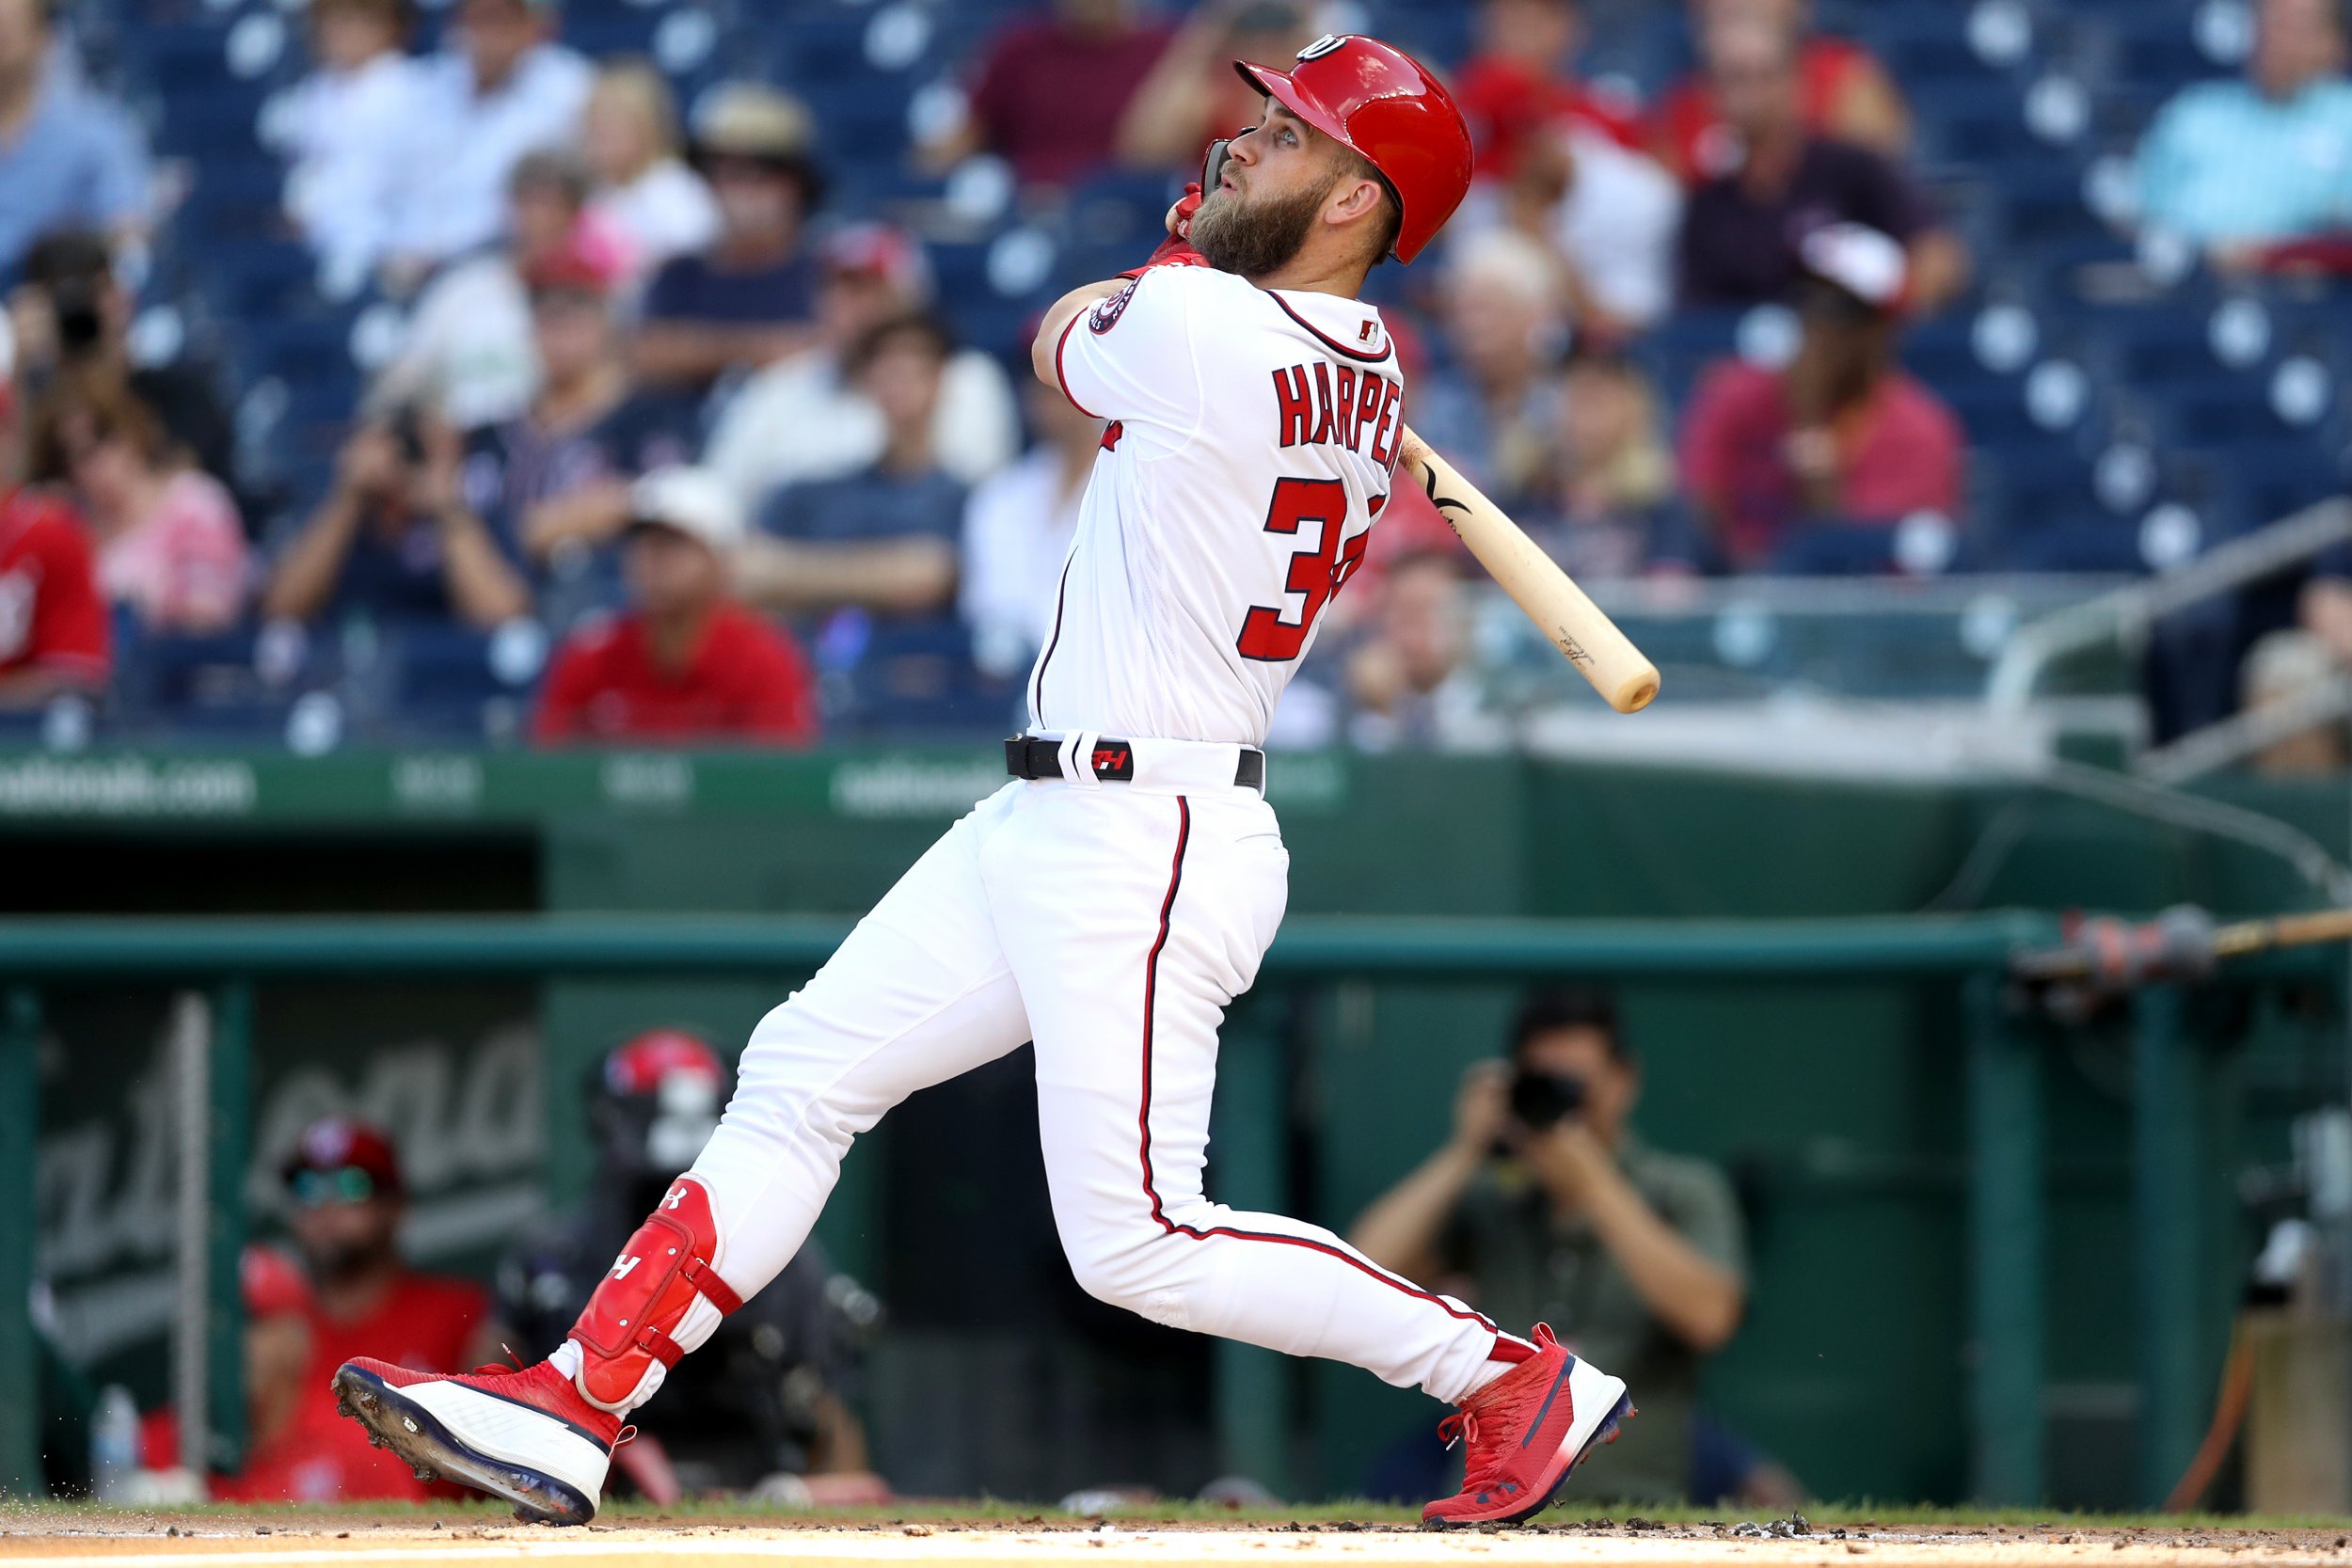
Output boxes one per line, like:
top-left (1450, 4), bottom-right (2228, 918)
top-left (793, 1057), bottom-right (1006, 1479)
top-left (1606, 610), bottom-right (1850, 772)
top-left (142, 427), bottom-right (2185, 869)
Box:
top-left (0, 911), bottom-right (2330, 1509)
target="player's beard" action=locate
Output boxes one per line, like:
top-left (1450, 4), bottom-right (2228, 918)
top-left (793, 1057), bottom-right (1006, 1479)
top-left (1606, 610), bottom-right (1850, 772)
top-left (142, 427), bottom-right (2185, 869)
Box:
top-left (1189, 169), bottom-right (1337, 280)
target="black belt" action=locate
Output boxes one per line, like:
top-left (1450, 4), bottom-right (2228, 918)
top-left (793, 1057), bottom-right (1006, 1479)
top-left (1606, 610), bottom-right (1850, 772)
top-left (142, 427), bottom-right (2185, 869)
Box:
top-left (1005, 736), bottom-right (1264, 789)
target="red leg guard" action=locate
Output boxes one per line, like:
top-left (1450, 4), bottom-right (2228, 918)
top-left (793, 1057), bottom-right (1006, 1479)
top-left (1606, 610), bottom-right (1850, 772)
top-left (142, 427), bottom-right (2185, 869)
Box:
top-left (568, 1176), bottom-right (742, 1409)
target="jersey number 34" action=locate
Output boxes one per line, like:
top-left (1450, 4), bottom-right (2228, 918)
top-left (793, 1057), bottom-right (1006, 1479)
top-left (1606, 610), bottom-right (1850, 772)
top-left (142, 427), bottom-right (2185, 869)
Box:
top-left (1236, 477), bottom-right (1381, 662)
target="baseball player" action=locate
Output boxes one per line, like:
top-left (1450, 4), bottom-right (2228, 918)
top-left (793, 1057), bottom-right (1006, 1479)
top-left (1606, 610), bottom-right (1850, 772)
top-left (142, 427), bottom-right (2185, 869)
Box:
top-left (332, 35), bottom-right (1632, 1528)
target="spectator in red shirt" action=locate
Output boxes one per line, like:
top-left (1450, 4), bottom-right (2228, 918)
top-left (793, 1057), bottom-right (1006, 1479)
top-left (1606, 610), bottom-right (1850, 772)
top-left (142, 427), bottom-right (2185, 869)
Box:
top-left (0, 360), bottom-right (110, 707)
top-left (1677, 223), bottom-right (1963, 573)
top-left (920, 0), bottom-right (1176, 189)
top-left (135, 1246), bottom-right (405, 1502)
top-left (534, 465), bottom-right (818, 744)
top-left (1649, 0), bottom-right (1909, 184)
top-left (279, 1117), bottom-right (495, 1499)
top-left (1453, 0), bottom-right (1643, 182)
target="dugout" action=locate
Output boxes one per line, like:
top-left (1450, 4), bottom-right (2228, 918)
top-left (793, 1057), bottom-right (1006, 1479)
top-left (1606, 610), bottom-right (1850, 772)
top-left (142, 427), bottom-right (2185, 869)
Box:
top-left (3, 745), bottom-right (2344, 1511)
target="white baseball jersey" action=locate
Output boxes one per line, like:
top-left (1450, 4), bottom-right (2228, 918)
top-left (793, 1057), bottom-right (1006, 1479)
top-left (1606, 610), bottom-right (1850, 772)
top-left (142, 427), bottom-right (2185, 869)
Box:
top-left (1036, 264), bottom-right (1408, 746)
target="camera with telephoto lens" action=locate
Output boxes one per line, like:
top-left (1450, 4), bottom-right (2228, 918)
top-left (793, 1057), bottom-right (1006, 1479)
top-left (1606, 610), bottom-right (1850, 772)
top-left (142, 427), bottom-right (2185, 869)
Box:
top-left (1508, 1068), bottom-right (1586, 1132)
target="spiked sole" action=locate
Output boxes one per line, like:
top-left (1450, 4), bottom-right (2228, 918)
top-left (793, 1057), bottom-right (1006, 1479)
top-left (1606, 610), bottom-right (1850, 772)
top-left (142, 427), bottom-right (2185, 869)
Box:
top-left (1424, 1365), bottom-right (1638, 1528)
top-left (331, 1364), bottom-right (598, 1526)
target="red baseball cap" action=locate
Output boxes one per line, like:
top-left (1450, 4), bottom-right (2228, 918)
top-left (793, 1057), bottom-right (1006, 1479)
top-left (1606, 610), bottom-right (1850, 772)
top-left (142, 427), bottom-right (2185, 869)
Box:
top-left (603, 1028), bottom-right (725, 1097)
top-left (282, 1116), bottom-right (404, 1196)
top-left (524, 231), bottom-right (623, 301)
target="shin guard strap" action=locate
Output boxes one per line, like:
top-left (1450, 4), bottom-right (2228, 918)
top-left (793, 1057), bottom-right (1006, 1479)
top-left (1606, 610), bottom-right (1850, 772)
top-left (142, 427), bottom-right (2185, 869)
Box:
top-left (682, 1256), bottom-right (742, 1316)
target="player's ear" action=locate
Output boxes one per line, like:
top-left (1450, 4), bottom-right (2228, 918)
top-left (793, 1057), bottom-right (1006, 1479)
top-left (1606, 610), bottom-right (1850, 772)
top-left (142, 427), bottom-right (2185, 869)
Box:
top-left (1325, 173), bottom-right (1385, 229)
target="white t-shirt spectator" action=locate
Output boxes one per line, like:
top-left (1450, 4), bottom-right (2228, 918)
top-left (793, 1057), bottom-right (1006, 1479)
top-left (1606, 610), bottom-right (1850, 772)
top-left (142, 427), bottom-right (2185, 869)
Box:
top-left (703, 347), bottom-right (1019, 514)
top-left (386, 43), bottom-right (592, 267)
top-left (369, 253), bottom-right (536, 429)
top-left (588, 157), bottom-right (720, 297)
top-left (959, 445), bottom-right (1086, 678)
top-left (282, 50), bottom-right (421, 283)
top-left (1549, 127), bottom-right (1682, 331)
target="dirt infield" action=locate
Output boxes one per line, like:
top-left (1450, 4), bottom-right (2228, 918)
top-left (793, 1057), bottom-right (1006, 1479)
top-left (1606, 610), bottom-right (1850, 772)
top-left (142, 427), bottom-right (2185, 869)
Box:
top-left (7, 1511), bottom-right (2352, 1568)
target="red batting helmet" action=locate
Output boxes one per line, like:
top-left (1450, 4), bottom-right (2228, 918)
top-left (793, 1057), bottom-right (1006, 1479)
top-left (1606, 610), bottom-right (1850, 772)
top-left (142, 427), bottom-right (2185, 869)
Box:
top-left (1232, 34), bottom-right (1473, 265)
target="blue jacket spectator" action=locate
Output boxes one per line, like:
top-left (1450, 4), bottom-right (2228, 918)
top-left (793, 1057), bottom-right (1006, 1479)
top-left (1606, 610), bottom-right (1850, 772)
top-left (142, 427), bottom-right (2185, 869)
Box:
top-left (736, 315), bottom-right (962, 628)
top-left (633, 86), bottom-right (824, 401)
top-left (2135, 0), bottom-right (2352, 247)
top-left (0, 0), bottom-right (149, 278)
top-left (381, 0), bottom-right (592, 289)
top-left (261, 416), bottom-right (531, 631)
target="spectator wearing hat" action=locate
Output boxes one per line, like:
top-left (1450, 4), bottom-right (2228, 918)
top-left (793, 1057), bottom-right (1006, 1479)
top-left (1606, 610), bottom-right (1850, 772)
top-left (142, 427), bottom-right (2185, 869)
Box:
top-left (493, 1030), bottom-right (882, 1499)
top-left (532, 467), bottom-right (818, 744)
top-left (260, 408), bottom-right (531, 631)
top-left (2135, 0), bottom-right (2352, 252)
top-left (0, 334), bottom-right (110, 706)
top-left (1650, 0), bottom-right (1908, 185)
top-left (278, 1117), bottom-right (496, 1497)
top-left (1677, 223), bottom-right (1963, 572)
top-left (632, 85), bottom-right (824, 399)
top-left (581, 61), bottom-right (720, 298)
top-left (701, 223), bottom-right (1018, 514)
top-left (370, 151), bottom-right (595, 433)
top-left (919, 0), bottom-right (1177, 190)
top-left (280, 0), bottom-right (422, 287)
top-left (736, 315), bottom-right (964, 630)
top-left (0, 0), bottom-right (151, 277)
top-left (466, 235), bottom-right (694, 629)
top-left (1676, 14), bottom-right (1962, 311)
top-left (379, 0), bottom-right (591, 289)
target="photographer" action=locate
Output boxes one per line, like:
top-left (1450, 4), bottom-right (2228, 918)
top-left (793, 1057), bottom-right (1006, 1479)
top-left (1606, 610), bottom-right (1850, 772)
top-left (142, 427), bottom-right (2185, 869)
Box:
top-left (11, 231), bottom-right (241, 512)
top-left (261, 410), bottom-right (529, 630)
top-left (1349, 988), bottom-right (1746, 1504)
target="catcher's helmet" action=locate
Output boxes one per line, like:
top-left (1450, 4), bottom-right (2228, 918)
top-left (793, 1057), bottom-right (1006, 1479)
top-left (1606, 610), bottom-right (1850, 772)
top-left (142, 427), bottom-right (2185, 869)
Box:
top-left (1232, 34), bottom-right (1473, 264)
top-left (590, 1028), bottom-right (729, 1178)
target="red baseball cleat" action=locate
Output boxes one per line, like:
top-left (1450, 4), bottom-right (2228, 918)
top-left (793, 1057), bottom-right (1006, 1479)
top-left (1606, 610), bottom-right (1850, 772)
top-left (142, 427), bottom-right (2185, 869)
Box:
top-left (331, 1356), bottom-right (621, 1525)
top-left (1422, 1324), bottom-right (1633, 1527)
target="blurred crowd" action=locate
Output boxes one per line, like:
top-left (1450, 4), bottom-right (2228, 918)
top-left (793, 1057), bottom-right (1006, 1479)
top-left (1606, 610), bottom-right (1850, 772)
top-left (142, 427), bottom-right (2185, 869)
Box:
top-left (1, 0), bottom-right (2350, 749)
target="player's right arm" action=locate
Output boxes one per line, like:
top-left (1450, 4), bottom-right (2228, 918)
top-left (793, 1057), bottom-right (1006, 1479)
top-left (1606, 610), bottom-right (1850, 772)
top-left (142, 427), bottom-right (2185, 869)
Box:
top-left (1027, 279), bottom-right (1124, 390)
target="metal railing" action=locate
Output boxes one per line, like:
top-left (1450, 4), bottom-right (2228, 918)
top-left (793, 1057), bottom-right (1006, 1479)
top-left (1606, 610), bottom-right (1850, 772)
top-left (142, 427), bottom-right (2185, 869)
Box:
top-left (0, 911), bottom-right (2329, 1508)
top-left (1987, 499), bottom-right (2352, 713)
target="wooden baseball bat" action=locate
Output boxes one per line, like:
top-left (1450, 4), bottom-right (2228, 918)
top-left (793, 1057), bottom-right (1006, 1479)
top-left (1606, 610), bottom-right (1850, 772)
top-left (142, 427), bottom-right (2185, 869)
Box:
top-left (1396, 426), bottom-right (1661, 714)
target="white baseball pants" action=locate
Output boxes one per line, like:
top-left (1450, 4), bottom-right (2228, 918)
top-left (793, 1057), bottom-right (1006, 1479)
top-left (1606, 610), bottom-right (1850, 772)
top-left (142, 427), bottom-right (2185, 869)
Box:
top-left (664, 755), bottom-right (1505, 1405)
